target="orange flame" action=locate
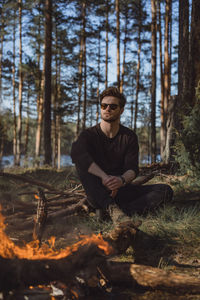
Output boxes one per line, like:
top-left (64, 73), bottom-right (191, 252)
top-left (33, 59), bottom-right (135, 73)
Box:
top-left (34, 194), bottom-right (40, 200)
top-left (0, 207), bottom-right (113, 260)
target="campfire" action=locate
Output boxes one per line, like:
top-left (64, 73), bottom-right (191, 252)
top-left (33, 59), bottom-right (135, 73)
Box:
top-left (0, 207), bottom-right (115, 298)
top-left (0, 208), bottom-right (112, 260)
top-left (1, 172), bottom-right (200, 299)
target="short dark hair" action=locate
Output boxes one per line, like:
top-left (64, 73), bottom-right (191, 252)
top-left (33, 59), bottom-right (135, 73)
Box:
top-left (99, 87), bottom-right (126, 108)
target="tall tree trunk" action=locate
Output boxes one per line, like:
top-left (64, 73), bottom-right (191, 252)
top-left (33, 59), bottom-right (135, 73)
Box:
top-left (52, 23), bottom-right (58, 168)
top-left (190, 0), bottom-right (200, 106)
top-left (24, 85), bottom-right (30, 157)
top-left (76, 35), bottom-right (83, 137)
top-left (178, 0), bottom-right (189, 102)
top-left (116, 0), bottom-right (120, 89)
top-left (176, 0), bottom-right (189, 129)
top-left (57, 114), bottom-right (61, 169)
top-left (57, 50), bottom-right (62, 169)
top-left (81, 1), bottom-right (87, 130)
top-left (16, 0), bottom-right (23, 166)
top-left (120, 5), bottom-right (128, 94)
top-left (134, 0), bottom-right (142, 132)
top-left (162, 0), bottom-right (171, 163)
top-left (0, 5), bottom-right (4, 105)
top-left (159, 0), bottom-right (165, 160)
top-left (12, 11), bottom-right (17, 165)
top-left (35, 61), bottom-right (44, 165)
top-left (96, 29), bottom-right (101, 124)
top-left (151, 0), bottom-right (157, 163)
top-left (35, 6), bottom-right (44, 166)
top-left (105, 0), bottom-right (109, 89)
top-left (168, 0), bottom-right (172, 97)
top-left (43, 0), bottom-right (52, 165)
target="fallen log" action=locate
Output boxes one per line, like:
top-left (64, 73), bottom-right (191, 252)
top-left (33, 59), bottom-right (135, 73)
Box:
top-left (101, 261), bottom-right (200, 294)
top-left (47, 198), bottom-right (87, 221)
top-left (1, 233), bottom-right (200, 295)
top-left (0, 171), bottom-right (69, 195)
top-left (6, 198), bottom-right (88, 230)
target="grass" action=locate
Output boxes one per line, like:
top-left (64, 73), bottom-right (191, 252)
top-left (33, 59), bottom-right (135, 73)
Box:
top-left (1, 166), bottom-right (200, 266)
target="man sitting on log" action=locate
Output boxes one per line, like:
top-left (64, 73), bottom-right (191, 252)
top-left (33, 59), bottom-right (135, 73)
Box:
top-left (71, 87), bottom-right (173, 224)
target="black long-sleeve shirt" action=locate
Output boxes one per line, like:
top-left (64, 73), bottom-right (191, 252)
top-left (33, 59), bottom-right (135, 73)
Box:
top-left (71, 124), bottom-right (139, 176)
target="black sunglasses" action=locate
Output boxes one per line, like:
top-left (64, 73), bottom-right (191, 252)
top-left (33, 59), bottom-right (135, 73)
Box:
top-left (100, 103), bottom-right (119, 110)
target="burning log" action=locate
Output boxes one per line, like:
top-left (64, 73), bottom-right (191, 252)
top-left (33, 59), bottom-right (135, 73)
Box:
top-left (0, 243), bottom-right (107, 292)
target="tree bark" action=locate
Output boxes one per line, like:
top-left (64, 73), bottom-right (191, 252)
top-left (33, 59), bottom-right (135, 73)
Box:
top-left (159, 0), bottom-right (165, 160)
top-left (12, 10), bottom-right (17, 165)
top-left (81, 1), bottom-right (87, 131)
top-left (190, 0), bottom-right (200, 107)
top-left (16, 0), bottom-right (23, 166)
top-left (76, 35), bottom-right (83, 137)
top-left (178, 0), bottom-right (189, 110)
top-left (134, 0), bottom-right (142, 131)
top-left (43, 0), bottom-right (52, 165)
top-left (96, 29), bottom-right (101, 124)
top-left (120, 4), bottom-right (128, 93)
top-left (116, 0), bottom-right (120, 89)
top-left (163, 0), bottom-right (171, 161)
top-left (24, 85), bottom-right (30, 157)
top-left (35, 4), bottom-right (44, 166)
top-left (151, 0), bottom-right (157, 163)
top-left (105, 0), bottom-right (109, 89)
top-left (0, 4), bottom-right (4, 105)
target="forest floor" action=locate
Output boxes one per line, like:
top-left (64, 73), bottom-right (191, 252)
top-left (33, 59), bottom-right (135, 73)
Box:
top-left (1, 165), bottom-right (200, 299)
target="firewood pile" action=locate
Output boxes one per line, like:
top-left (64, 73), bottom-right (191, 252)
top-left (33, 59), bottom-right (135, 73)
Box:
top-left (0, 171), bottom-right (155, 240)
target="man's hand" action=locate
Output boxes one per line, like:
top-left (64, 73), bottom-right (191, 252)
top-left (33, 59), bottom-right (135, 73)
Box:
top-left (110, 189), bottom-right (118, 198)
top-left (103, 175), bottom-right (123, 190)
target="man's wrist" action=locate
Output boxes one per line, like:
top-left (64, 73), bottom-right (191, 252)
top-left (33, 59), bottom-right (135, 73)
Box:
top-left (119, 175), bottom-right (126, 186)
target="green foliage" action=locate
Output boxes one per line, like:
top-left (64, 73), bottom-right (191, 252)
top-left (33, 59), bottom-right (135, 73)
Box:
top-left (174, 81), bottom-right (200, 177)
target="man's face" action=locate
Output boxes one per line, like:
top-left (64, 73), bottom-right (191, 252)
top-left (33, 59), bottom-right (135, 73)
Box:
top-left (100, 96), bottom-right (124, 123)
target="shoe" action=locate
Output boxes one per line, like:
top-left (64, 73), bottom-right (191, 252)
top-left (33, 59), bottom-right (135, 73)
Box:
top-left (108, 203), bottom-right (131, 225)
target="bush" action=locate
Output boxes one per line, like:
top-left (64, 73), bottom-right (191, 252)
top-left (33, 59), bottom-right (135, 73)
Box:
top-left (174, 81), bottom-right (200, 177)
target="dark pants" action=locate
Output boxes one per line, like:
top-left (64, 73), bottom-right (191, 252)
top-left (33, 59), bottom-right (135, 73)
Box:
top-left (77, 167), bottom-right (173, 215)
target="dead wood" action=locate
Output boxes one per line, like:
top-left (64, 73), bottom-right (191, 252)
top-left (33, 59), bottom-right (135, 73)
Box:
top-left (47, 198), bottom-right (87, 221)
top-left (0, 244), bottom-right (105, 292)
top-left (0, 171), bottom-right (69, 195)
top-left (47, 197), bottom-right (82, 207)
top-left (103, 220), bottom-right (142, 254)
top-left (33, 189), bottom-right (48, 242)
top-left (100, 261), bottom-right (200, 293)
top-left (6, 198), bottom-right (87, 230)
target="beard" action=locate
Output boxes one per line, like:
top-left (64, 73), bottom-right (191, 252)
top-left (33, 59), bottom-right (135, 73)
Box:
top-left (101, 114), bottom-right (120, 123)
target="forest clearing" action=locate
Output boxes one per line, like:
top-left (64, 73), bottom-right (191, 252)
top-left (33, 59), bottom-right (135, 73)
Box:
top-left (0, 165), bottom-right (200, 299)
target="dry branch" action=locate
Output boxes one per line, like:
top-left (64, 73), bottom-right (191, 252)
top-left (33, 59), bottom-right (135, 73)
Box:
top-left (0, 172), bottom-right (69, 195)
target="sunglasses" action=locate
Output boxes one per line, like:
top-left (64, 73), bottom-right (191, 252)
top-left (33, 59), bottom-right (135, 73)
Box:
top-left (100, 103), bottom-right (119, 110)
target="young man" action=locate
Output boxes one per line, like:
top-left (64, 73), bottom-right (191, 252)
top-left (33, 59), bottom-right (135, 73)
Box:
top-left (71, 87), bottom-right (173, 224)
